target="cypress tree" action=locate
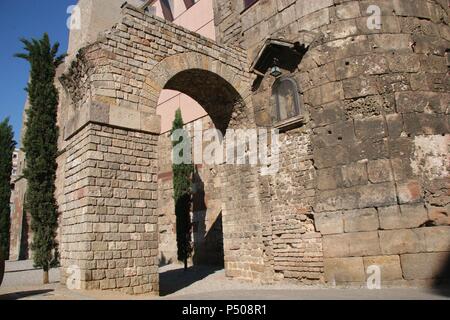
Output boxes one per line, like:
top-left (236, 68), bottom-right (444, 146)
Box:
top-left (15, 33), bottom-right (66, 284)
top-left (171, 109), bottom-right (193, 271)
top-left (0, 118), bottom-right (16, 261)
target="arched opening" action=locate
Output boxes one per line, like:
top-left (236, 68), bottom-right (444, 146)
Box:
top-left (156, 68), bottom-right (243, 296)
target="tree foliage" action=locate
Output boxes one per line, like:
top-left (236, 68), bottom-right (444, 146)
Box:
top-left (171, 109), bottom-right (193, 269)
top-left (0, 118), bottom-right (15, 260)
top-left (15, 33), bottom-right (66, 276)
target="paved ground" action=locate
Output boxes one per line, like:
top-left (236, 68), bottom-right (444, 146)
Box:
top-left (1, 260), bottom-right (449, 300)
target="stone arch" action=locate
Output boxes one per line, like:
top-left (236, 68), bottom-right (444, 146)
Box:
top-left (142, 52), bottom-right (251, 115)
top-left (148, 51), bottom-right (267, 287)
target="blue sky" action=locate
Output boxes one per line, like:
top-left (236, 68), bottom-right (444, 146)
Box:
top-left (0, 0), bottom-right (77, 144)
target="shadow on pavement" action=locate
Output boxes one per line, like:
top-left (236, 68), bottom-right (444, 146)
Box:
top-left (0, 289), bottom-right (54, 300)
top-left (159, 265), bottom-right (222, 296)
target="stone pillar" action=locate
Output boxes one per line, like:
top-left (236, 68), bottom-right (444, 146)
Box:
top-left (60, 103), bottom-right (161, 295)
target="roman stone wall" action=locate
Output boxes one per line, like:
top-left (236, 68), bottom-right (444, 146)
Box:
top-left (214, 0), bottom-right (450, 286)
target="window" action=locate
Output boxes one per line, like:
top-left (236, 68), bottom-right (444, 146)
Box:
top-left (272, 77), bottom-right (302, 123)
top-left (161, 0), bottom-right (174, 21)
top-left (183, 0), bottom-right (196, 10)
top-left (243, 0), bottom-right (259, 10)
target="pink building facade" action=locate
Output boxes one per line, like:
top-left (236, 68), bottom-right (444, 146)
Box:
top-left (149, 0), bottom-right (214, 133)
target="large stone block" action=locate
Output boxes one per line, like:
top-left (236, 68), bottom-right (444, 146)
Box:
top-left (393, 0), bottom-right (431, 19)
top-left (358, 182), bottom-right (397, 208)
top-left (343, 208), bottom-right (379, 232)
top-left (315, 211), bottom-right (344, 235)
top-left (387, 54), bottom-right (420, 73)
top-left (379, 204), bottom-right (428, 230)
top-left (309, 101), bottom-right (345, 127)
top-left (379, 229), bottom-right (425, 255)
top-left (356, 15), bottom-right (400, 34)
top-left (296, 0), bottom-right (333, 18)
top-left (401, 253), bottom-right (449, 280)
top-left (335, 55), bottom-right (388, 80)
top-left (315, 182), bottom-right (397, 213)
top-left (350, 139), bottom-right (390, 162)
top-left (343, 76), bottom-right (378, 99)
top-left (323, 232), bottom-right (381, 258)
top-left (314, 187), bottom-right (359, 212)
top-left (367, 159), bottom-right (393, 183)
top-left (335, 1), bottom-right (361, 20)
top-left (298, 8), bottom-right (330, 31)
top-left (391, 158), bottom-right (414, 182)
top-left (417, 226), bottom-right (450, 252)
top-left (395, 91), bottom-right (448, 114)
top-left (304, 82), bottom-right (344, 106)
top-left (403, 113), bottom-right (448, 136)
top-left (397, 180), bottom-right (423, 204)
top-left (341, 162), bottom-right (368, 187)
top-left (317, 168), bottom-right (343, 190)
top-left (360, 0), bottom-right (396, 17)
top-left (354, 116), bottom-right (386, 141)
top-left (313, 120), bottom-right (356, 148)
top-left (313, 145), bottom-right (351, 169)
top-left (428, 205), bottom-right (450, 226)
top-left (324, 257), bottom-right (366, 283)
top-left (363, 255), bottom-right (403, 281)
top-left (371, 34), bottom-right (412, 52)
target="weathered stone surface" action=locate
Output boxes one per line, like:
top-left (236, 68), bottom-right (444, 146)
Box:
top-left (358, 182), bottom-right (397, 208)
top-left (324, 257), bottom-right (365, 283)
top-left (379, 204), bottom-right (429, 230)
top-left (323, 232), bottom-right (381, 258)
top-left (317, 168), bottom-right (342, 190)
top-left (367, 159), bottom-right (393, 183)
top-left (428, 205), bottom-right (450, 226)
top-left (397, 180), bottom-right (423, 204)
top-left (417, 226), bottom-right (450, 252)
top-left (363, 255), bottom-right (403, 281)
top-left (315, 211), bottom-right (344, 235)
top-left (401, 253), bottom-right (449, 280)
top-left (343, 208), bottom-right (379, 232)
top-left (379, 229), bottom-right (425, 255)
top-left (296, 0), bottom-right (333, 18)
top-left (341, 162), bottom-right (368, 187)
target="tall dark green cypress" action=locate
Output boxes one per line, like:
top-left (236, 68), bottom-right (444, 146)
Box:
top-left (15, 33), bottom-right (66, 284)
top-left (171, 109), bottom-right (193, 270)
top-left (0, 118), bottom-right (16, 261)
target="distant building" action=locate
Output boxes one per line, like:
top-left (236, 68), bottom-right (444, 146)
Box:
top-left (11, 149), bottom-right (18, 180)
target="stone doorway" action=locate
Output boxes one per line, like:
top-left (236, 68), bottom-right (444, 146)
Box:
top-left (155, 68), bottom-right (246, 295)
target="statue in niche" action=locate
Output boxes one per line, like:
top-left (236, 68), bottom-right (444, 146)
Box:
top-left (273, 77), bottom-right (301, 122)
